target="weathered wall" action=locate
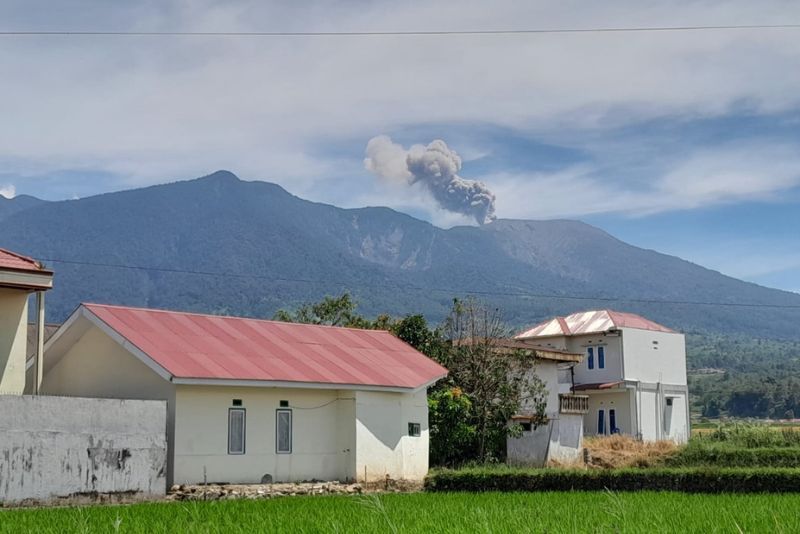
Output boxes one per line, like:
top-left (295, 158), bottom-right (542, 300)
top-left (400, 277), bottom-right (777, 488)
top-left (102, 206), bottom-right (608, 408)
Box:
top-left (0, 394), bottom-right (166, 504)
top-left (508, 414), bottom-right (584, 467)
top-left (355, 389), bottom-right (429, 482)
top-left (40, 324), bottom-right (177, 484)
top-left (0, 288), bottom-right (29, 394)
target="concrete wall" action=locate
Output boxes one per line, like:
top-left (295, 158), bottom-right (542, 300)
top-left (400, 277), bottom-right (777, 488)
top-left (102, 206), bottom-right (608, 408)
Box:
top-left (635, 385), bottom-right (689, 443)
top-left (622, 329), bottom-right (687, 385)
top-left (508, 413), bottom-right (583, 466)
top-left (355, 389), bottom-right (429, 482)
top-left (0, 288), bottom-right (29, 394)
top-left (40, 325), bottom-right (177, 483)
top-left (0, 394), bottom-right (166, 503)
top-left (172, 386), bottom-right (353, 485)
top-left (568, 333), bottom-right (624, 386)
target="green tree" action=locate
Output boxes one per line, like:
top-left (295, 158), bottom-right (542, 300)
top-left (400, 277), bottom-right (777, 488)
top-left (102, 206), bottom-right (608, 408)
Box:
top-left (273, 293), bottom-right (371, 328)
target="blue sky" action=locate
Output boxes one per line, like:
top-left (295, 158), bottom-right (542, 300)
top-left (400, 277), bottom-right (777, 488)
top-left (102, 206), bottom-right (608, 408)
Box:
top-left (1, 1), bottom-right (799, 293)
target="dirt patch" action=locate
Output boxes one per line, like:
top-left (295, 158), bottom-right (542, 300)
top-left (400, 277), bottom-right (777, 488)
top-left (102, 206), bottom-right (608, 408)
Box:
top-left (169, 479), bottom-right (422, 501)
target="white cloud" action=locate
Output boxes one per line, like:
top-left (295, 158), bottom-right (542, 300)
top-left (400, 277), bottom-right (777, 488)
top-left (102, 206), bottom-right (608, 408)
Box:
top-left (1, 0), bottom-right (800, 201)
top-left (0, 184), bottom-right (16, 199)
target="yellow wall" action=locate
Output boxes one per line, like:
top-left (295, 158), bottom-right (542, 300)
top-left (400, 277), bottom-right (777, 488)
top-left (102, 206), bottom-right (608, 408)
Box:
top-left (0, 289), bottom-right (29, 394)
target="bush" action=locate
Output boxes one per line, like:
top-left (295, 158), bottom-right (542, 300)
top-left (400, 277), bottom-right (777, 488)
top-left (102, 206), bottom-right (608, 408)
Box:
top-left (696, 422), bottom-right (800, 448)
top-left (667, 443), bottom-right (800, 468)
top-left (424, 467), bottom-right (800, 493)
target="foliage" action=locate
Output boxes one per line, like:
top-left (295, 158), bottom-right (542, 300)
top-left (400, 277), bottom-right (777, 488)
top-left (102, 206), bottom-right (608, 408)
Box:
top-left (5, 492), bottom-right (800, 533)
top-left (273, 293), bottom-right (372, 328)
top-left (434, 298), bottom-right (548, 463)
top-left (424, 466), bottom-right (800, 493)
top-left (666, 443), bottom-right (800, 468)
top-left (686, 334), bottom-right (800, 419)
top-left (691, 422), bottom-right (800, 448)
top-left (427, 387), bottom-right (475, 467)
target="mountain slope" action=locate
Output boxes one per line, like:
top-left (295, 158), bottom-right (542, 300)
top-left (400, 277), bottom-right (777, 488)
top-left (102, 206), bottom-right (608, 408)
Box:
top-left (1, 170), bottom-right (799, 339)
top-left (0, 194), bottom-right (46, 221)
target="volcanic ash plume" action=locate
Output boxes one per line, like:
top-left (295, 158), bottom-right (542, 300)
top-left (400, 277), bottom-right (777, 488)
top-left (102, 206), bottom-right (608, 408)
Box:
top-left (364, 135), bottom-right (496, 225)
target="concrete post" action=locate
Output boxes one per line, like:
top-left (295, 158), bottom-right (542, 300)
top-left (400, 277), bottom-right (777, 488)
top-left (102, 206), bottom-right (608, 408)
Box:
top-left (35, 290), bottom-right (45, 395)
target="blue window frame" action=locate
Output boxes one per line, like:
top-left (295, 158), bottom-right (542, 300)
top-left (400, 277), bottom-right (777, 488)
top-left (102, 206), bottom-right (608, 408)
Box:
top-left (609, 409), bottom-right (617, 434)
top-left (597, 409), bottom-right (605, 435)
top-left (587, 347), bottom-right (594, 370)
top-left (598, 346), bottom-right (605, 369)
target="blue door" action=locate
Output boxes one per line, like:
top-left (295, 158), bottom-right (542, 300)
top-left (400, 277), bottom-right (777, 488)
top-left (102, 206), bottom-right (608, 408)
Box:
top-left (597, 409), bottom-right (605, 435)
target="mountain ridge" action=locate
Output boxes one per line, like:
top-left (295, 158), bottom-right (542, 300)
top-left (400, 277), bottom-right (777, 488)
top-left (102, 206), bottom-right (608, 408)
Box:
top-left (1, 170), bottom-right (798, 339)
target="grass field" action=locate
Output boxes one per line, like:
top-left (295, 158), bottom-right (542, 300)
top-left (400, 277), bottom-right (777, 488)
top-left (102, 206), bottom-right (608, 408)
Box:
top-left (3, 492), bottom-right (800, 533)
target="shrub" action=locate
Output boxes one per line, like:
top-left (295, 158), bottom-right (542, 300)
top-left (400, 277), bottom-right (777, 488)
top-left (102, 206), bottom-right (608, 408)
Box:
top-left (424, 467), bottom-right (800, 493)
top-left (667, 443), bottom-right (800, 468)
top-left (695, 422), bottom-right (800, 448)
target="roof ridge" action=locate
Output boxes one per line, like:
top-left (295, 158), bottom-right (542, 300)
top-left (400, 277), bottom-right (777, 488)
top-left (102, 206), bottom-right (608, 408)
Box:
top-left (82, 302), bottom-right (392, 334)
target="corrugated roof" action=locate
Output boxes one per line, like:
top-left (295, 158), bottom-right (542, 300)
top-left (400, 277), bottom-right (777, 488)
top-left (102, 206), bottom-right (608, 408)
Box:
top-left (83, 303), bottom-right (447, 390)
top-left (572, 381), bottom-right (624, 391)
top-left (516, 309), bottom-right (675, 339)
top-left (0, 248), bottom-right (50, 273)
top-left (26, 323), bottom-right (60, 359)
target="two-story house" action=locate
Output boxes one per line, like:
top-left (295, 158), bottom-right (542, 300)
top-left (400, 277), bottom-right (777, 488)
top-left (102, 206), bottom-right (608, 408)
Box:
top-left (515, 310), bottom-right (689, 443)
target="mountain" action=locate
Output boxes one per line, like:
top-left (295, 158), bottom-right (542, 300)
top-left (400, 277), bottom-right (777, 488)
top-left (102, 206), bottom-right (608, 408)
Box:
top-left (0, 194), bottom-right (46, 221)
top-left (2, 170), bottom-right (799, 339)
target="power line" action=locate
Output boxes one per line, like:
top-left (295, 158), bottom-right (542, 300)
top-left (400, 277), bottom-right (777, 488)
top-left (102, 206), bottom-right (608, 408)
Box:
top-left (38, 256), bottom-right (800, 310)
top-left (1, 24), bottom-right (799, 38)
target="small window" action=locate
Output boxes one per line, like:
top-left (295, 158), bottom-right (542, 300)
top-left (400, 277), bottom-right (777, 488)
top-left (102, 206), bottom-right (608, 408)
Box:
top-left (232, 399), bottom-right (243, 407)
top-left (598, 409), bottom-right (605, 435)
top-left (666, 398), bottom-right (674, 407)
top-left (519, 421), bottom-right (532, 432)
top-left (276, 409), bottom-right (292, 454)
top-left (587, 347), bottom-right (594, 370)
top-left (280, 400), bottom-right (289, 407)
top-left (408, 422), bottom-right (421, 437)
top-left (228, 408), bottom-right (246, 455)
top-left (598, 346), bottom-right (605, 369)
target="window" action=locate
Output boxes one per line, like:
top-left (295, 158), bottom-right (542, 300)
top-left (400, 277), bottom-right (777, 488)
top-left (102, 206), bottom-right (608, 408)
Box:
top-left (276, 409), bottom-right (292, 454)
top-left (597, 409), bottom-right (605, 435)
top-left (609, 409), bottom-right (617, 434)
top-left (519, 421), bottom-right (532, 432)
top-left (666, 398), bottom-right (673, 407)
top-left (598, 346), bottom-right (605, 369)
top-left (280, 400), bottom-right (289, 407)
top-left (408, 422), bottom-right (421, 436)
top-left (228, 408), bottom-right (246, 455)
top-left (587, 347), bottom-right (594, 370)
top-left (232, 399), bottom-right (242, 407)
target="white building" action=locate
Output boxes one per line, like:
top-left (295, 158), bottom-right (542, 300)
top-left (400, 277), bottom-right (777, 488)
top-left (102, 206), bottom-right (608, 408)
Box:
top-left (503, 341), bottom-right (588, 466)
top-left (516, 310), bottom-right (689, 443)
top-left (0, 248), bottom-right (52, 395)
top-left (36, 303), bottom-right (447, 485)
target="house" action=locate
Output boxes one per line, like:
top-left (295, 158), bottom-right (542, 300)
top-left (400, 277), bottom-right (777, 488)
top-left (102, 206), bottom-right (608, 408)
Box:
top-left (0, 248), bottom-right (52, 394)
top-left (37, 303), bottom-right (448, 485)
top-left (499, 340), bottom-right (588, 466)
top-left (515, 310), bottom-right (689, 443)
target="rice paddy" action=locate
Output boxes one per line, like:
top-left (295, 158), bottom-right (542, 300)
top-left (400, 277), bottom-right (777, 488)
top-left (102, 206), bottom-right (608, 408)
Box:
top-left (2, 491), bottom-right (800, 533)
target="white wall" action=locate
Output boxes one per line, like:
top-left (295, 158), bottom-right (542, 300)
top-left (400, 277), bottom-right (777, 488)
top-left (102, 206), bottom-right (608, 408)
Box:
top-left (0, 288), bottom-right (29, 394)
top-left (567, 334), bottom-right (623, 386)
top-left (621, 329), bottom-right (687, 385)
top-left (584, 390), bottom-right (632, 437)
top-left (355, 389), bottom-right (429, 482)
top-left (173, 386), bottom-right (354, 485)
top-left (519, 360), bottom-right (560, 416)
top-left (0, 394), bottom-right (166, 503)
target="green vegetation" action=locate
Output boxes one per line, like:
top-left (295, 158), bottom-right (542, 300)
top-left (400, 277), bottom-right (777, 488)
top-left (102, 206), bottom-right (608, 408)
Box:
top-left (666, 444), bottom-right (800, 468)
top-left (687, 334), bottom-right (800, 419)
top-left (4, 492), bottom-right (800, 533)
top-left (424, 466), bottom-right (800, 493)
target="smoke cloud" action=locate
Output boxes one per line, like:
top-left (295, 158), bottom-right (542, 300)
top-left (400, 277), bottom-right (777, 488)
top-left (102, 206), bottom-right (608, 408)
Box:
top-left (364, 135), bottom-right (496, 225)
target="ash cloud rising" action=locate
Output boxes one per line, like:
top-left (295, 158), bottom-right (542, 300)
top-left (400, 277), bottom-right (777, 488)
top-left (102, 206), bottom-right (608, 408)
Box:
top-left (364, 135), bottom-right (496, 225)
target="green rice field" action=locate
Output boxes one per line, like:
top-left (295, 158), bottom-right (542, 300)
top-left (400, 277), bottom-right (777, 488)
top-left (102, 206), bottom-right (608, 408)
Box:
top-left (2, 491), bottom-right (800, 533)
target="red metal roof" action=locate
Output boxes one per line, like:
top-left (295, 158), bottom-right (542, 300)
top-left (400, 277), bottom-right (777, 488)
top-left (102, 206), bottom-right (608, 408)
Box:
top-left (0, 248), bottom-right (50, 273)
top-left (516, 309), bottom-right (675, 339)
top-left (83, 303), bottom-right (447, 390)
